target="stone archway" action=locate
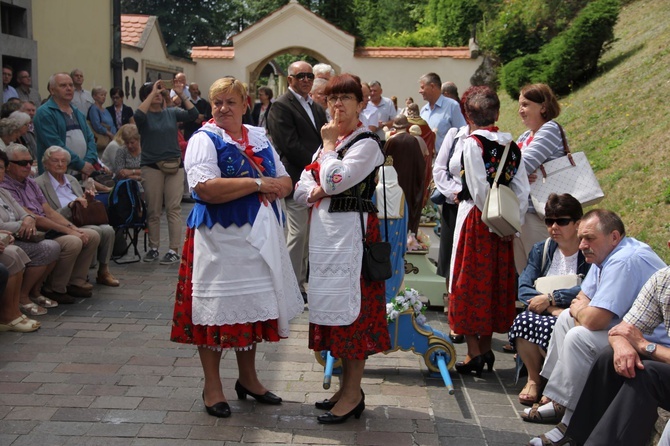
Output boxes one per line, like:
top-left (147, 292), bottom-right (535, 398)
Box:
top-left (191, 1), bottom-right (481, 105)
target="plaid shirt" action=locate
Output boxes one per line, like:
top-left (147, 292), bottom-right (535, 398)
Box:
top-left (623, 266), bottom-right (670, 335)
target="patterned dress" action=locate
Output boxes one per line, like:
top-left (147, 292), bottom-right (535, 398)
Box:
top-left (448, 129), bottom-right (529, 335)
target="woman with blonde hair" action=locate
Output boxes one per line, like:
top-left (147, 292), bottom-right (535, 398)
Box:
top-left (170, 76), bottom-right (303, 418)
top-left (102, 124), bottom-right (141, 181)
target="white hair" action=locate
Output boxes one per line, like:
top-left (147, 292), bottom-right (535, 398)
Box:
top-left (313, 63), bottom-right (335, 78)
top-left (42, 145), bottom-right (71, 166)
top-left (8, 111), bottom-right (30, 127)
top-left (5, 143), bottom-right (31, 159)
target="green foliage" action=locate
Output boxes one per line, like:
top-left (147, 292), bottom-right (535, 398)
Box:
top-left (478, 0), bottom-right (591, 64)
top-left (425, 0), bottom-right (482, 46)
top-left (352, 0), bottom-right (425, 45)
top-left (501, 0), bottom-right (620, 98)
top-left (370, 26), bottom-right (441, 47)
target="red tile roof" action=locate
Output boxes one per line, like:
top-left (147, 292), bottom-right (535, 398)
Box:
top-left (354, 47), bottom-right (472, 59)
top-left (189, 45), bottom-right (470, 60)
top-left (121, 14), bottom-right (151, 47)
top-left (190, 46), bottom-right (235, 59)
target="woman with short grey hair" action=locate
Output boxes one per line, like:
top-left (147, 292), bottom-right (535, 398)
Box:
top-left (36, 146), bottom-right (119, 287)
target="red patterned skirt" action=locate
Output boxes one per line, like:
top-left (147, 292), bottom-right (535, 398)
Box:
top-left (309, 212), bottom-right (392, 360)
top-left (448, 206), bottom-right (517, 335)
top-left (171, 227), bottom-right (281, 349)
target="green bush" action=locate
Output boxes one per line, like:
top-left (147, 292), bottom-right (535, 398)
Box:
top-left (501, 0), bottom-right (620, 98)
top-left (478, 0), bottom-right (592, 64)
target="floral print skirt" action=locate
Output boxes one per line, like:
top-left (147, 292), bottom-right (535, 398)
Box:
top-left (448, 206), bottom-right (517, 335)
top-left (171, 227), bottom-right (281, 350)
top-left (309, 212), bottom-right (392, 360)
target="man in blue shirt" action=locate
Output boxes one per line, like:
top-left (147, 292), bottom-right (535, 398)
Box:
top-left (524, 209), bottom-right (666, 445)
top-left (419, 72), bottom-right (466, 153)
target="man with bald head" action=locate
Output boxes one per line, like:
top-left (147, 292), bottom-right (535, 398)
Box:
top-left (267, 61), bottom-right (327, 300)
top-left (33, 73), bottom-right (98, 175)
top-left (69, 69), bottom-right (93, 115)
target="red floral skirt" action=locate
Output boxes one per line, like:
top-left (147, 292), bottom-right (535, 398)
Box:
top-left (309, 213), bottom-right (392, 360)
top-left (448, 206), bottom-right (517, 335)
top-left (171, 227), bottom-right (281, 349)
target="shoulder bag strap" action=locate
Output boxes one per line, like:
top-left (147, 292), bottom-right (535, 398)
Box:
top-left (539, 124), bottom-right (576, 180)
top-left (492, 142), bottom-right (512, 186)
top-left (541, 237), bottom-right (551, 271)
top-left (445, 136), bottom-right (460, 180)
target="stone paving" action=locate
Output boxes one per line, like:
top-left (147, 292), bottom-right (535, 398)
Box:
top-left (0, 206), bottom-right (551, 445)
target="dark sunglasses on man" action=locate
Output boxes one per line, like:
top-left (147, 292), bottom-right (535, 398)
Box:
top-left (9, 159), bottom-right (33, 167)
top-left (292, 72), bottom-right (315, 81)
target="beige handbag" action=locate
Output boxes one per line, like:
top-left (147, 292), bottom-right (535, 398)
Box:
top-left (534, 238), bottom-right (582, 294)
top-left (481, 142), bottom-right (522, 237)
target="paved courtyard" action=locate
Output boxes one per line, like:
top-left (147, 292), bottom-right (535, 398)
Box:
top-left (0, 205), bottom-right (551, 445)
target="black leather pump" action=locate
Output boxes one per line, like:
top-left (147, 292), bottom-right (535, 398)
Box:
top-left (235, 380), bottom-right (282, 405)
top-left (482, 350), bottom-right (496, 372)
top-left (454, 355), bottom-right (485, 377)
top-left (202, 392), bottom-right (231, 418)
top-left (315, 389), bottom-right (365, 411)
top-left (317, 397), bottom-right (365, 424)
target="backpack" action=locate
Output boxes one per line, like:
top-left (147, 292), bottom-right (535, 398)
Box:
top-left (107, 179), bottom-right (146, 228)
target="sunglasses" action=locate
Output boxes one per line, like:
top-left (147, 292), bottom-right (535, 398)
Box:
top-left (9, 159), bottom-right (33, 167)
top-left (292, 72), bottom-right (315, 81)
top-left (545, 217), bottom-right (574, 227)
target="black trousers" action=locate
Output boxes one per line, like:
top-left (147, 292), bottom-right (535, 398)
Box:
top-left (436, 203), bottom-right (458, 278)
top-left (567, 345), bottom-right (670, 446)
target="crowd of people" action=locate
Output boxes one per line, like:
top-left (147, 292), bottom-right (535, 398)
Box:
top-left (2, 60), bottom-right (669, 444)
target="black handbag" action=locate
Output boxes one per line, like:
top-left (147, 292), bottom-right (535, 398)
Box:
top-left (357, 162), bottom-right (392, 282)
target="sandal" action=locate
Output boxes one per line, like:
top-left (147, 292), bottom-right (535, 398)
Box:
top-left (519, 381), bottom-right (540, 406)
top-left (19, 302), bottom-right (47, 316)
top-left (0, 315), bottom-right (41, 333)
top-left (521, 401), bottom-right (566, 424)
top-left (502, 344), bottom-right (516, 354)
top-left (30, 295), bottom-right (58, 309)
top-left (527, 423), bottom-right (576, 445)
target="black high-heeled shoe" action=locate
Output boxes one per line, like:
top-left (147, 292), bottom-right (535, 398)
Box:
top-left (315, 389), bottom-right (365, 411)
top-left (202, 392), bottom-right (231, 418)
top-left (482, 350), bottom-right (495, 372)
top-left (317, 397), bottom-right (365, 424)
top-left (454, 355), bottom-right (485, 377)
top-left (235, 380), bottom-right (282, 405)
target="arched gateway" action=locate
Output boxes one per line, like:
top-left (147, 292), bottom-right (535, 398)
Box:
top-left (191, 0), bottom-right (482, 103)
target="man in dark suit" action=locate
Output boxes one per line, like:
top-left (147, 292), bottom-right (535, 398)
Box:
top-left (267, 61), bottom-right (327, 300)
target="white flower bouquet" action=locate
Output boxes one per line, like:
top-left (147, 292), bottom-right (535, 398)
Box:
top-left (386, 287), bottom-right (427, 325)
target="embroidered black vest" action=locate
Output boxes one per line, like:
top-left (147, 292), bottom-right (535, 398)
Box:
top-left (458, 134), bottom-right (522, 202)
top-left (328, 132), bottom-right (384, 213)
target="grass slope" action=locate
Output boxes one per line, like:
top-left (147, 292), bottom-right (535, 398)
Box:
top-left (496, 0), bottom-right (670, 262)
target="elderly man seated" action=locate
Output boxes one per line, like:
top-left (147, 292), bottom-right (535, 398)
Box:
top-left (524, 209), bottom-right (665, 446)
top-left (559, 264), bottom-right (670, 445)
top-left (0, 143), bottom-right (100, 303)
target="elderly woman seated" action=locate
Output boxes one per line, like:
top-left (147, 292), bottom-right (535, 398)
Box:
top-left (508, 193), bottom-right (590, 408)
top-left (36, 146), bottom-right (118, 287)
top-left (0, 114), bottom-right (25, 152)
top-left (0, 150), bottom-right (61, 316)
top-left (101, 124), bottom-right (141, 182)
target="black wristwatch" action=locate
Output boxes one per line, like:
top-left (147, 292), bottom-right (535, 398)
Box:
top-left (645, 342), bottom-right (657, 357)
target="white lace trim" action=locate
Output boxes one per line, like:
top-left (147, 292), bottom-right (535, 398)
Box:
top-left (200, 122), bottom-right (270, 153)
top-left (187, 164), bottom-right (220, 189)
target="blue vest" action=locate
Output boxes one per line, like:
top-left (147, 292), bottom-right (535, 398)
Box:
top-left (187, 129), bottom-right (281, 229)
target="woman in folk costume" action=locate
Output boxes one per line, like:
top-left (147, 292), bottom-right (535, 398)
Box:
top-left (170, 77), bottom-right (304, 418)
top-left (448, 85), bottom-right (530, 377)
top-left (374, 157), bottom-right (408, 302)
top-left (294, 74), bottom-right (391, 425)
